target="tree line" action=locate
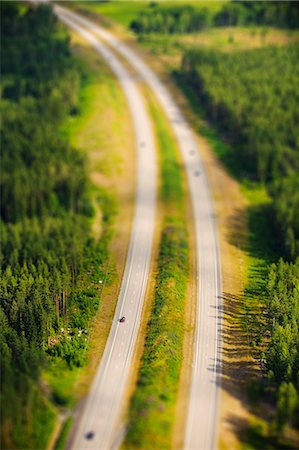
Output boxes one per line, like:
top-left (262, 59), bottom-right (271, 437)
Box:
top-left (266, 259), bottom-right (299, 432)
top-left (130, 1), bottom-right (299, 35)
top-left (181, 44), bottom-right (299, 260)
top-left (180, 42), bottom-right (299, 432)
top-left (0, 3), bottom-right (108, 448)
top-left (214, 1), bottom-right (299, 28)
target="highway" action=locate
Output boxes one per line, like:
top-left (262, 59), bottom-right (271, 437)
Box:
top-left (56, 8), bottom-right (157, 450)
top-left (56, 5), bottom-right (222, 450)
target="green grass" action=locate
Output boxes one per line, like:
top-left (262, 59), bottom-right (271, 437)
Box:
top-left (54, 417), bottom-right (74, 450)
top-left (44, 359), bottom-right (82, 407)
top-left (64, 55), bottom-right (128, 173)
top-left (11, 388), bottom-right (57, 450)
top-left (151, 27), bottom-right (299, 53)
top-left (124, 94), bottom-right (189, 449)
top-left (76, 1), bottom-right (226, 29)
top-left (126, 25), bottom-right (299, 65)
top-left (126, 222), bottom-right (188, 449)
top-left (149, 96), bottom-right (183, 207)
top-left (241, 417), bottom-right (298, 450)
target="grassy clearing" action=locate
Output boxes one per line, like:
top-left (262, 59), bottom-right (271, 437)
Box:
top-left (133, 27), bottom-right (298, 72)
top-left (124, 92), bottom-right (189, 449)
top-left (136, 29), bottom-right (299, 74)
top-left (179, 26), bottom-right (299, 51)
top-left (76, 1), bottom-right (226, 29)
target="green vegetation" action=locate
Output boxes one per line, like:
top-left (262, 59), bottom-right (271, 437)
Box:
top-left (181, 44), bottom-right (299, 259)
top-left (174, 68), bottom-right (299, 446)
top-left (54, 417), bottom-right (73, 450)
top-left (126, 223), bottom-right (188, 449)
top-left (176, 32), bottom-right (299, 441)
top-left (69, 0), bottom-right (299, 443)
top-left (77, 1), bottom-right (225, 29)
top-left (0, 3), bottom-right (113, 448)
top-left (270, 177), bottom-right (299, 261)
top-left (129, 0), bottom-right (299, 436)
top-left (266, 259), bottom-right (299, 433)
top-left (214, 1), bottom-right (299, 29)
top-left (125, 96), bottom-right (188, 448)
top-left (130, 4), bottom-right (213, 34)
top-left (130, 1), bottom-right (298, 35)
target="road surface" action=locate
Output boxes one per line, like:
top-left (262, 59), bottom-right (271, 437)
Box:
top-left (56, 9), bottom-right (157, 450)
top-left (56, 5), bottom-right (222, 450)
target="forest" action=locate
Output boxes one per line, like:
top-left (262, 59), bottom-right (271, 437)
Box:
top-left (130, 1), bottom-right (299, 35)
top-left (181, 44), bottom-right (299, 260)
top-left (0, 3), bottom-right (108, 448)
top-left (180, 42), bottom-right (299, 431)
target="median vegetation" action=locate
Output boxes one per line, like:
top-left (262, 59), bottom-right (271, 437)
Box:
top-left (125, 95), bottom-right (189, 449)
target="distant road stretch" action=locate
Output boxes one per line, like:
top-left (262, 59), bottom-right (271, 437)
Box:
top-left (55, 5), bottom-right (222, 450)
top-left (55, 7), bottom-right (157, 450)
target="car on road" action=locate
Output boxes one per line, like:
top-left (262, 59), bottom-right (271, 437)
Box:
top-left (85, 431), bottom-right (94, 440)
top-left (119, 316), bottom-right (126, 323)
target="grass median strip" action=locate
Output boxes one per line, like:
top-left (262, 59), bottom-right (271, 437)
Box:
top-left (124, 91), bottom-right (189, 449)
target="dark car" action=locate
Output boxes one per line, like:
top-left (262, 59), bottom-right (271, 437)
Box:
top-left (85, 431), bottom-right (94, 440)
top-left (119, 316), bottom-right (126, 323)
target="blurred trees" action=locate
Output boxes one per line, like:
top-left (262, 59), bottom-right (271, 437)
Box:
top-left (130, 1), bottom-right (299, 35)
top-left (130, 5), bottom-right (211, 34)
top-left (270, 177), bottom-right (299, 260)
top-left (266, 260), bottom-right (299, 431)
top-left (0, 3), bottom-right (103, 447)
top-left (181, 44), bottom-right (299, 260)
top-left (214, 1), bottom-right (299, 29)
top-left (180, 28), bottom-right (299, 433)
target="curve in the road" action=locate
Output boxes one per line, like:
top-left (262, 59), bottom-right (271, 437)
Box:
top-left (56, 6), bottom-right (223, 450)
top-left (56, 9), bottom-right (157, 450)
top-left (55, 6), bottom-right (223, 450)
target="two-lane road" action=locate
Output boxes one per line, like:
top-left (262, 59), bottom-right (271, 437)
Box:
top-left (56, 9), bottom-right (157, 450)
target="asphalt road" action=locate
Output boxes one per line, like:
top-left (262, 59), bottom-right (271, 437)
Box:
top-left (56, 5), bottom-right (222, 450)
top-left (55, 8), bottom-right (157, 450)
